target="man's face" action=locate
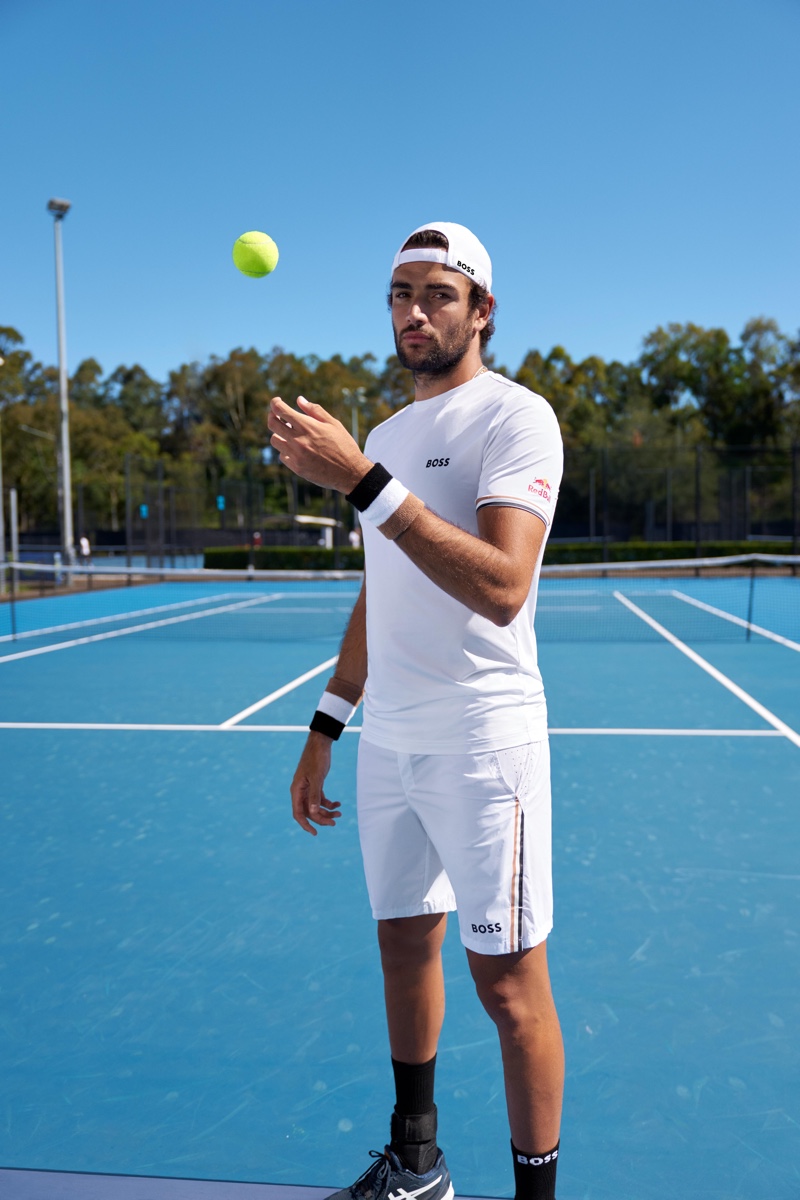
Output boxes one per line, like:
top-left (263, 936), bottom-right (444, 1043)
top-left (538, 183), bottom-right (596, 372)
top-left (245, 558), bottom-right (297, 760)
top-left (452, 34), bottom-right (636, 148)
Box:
top-left (389, 261), bottom-right (480, 376)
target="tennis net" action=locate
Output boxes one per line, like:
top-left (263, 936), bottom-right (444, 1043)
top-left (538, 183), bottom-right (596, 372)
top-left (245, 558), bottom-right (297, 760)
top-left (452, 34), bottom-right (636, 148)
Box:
top-left (1, 555), bottom-right (798, 650)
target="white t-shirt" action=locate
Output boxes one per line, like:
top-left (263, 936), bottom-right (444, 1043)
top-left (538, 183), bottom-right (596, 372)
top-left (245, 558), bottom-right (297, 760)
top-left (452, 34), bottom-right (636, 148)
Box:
top-left (360, 371), bottom-right (563, 754)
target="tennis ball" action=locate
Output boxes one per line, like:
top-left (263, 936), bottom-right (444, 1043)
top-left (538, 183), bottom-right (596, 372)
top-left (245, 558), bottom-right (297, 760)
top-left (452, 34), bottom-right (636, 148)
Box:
top-left (232, 231), bottom-right (279, 278)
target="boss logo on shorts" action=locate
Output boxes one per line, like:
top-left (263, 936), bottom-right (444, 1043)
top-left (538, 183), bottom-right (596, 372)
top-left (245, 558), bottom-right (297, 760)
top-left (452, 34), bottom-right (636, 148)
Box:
top-left (472, 922), bottom-right (502, 934)
top-left (426, 458), bottom-right (450, 468)
top-left (516, 1149), bottom-right (558, 1166)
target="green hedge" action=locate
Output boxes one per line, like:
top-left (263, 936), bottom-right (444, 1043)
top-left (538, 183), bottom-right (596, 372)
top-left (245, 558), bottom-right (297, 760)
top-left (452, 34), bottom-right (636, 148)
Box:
top-left (204, 546), bottom-right (365, 570)
top-left (205, 539), bottom-right (792, 571)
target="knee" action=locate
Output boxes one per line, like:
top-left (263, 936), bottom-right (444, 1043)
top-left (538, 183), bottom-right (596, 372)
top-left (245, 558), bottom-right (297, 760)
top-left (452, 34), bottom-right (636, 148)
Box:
top-left (378, 916), bottom-right (443, 971)
top-left (474, 974), bottom-right (531, 1033)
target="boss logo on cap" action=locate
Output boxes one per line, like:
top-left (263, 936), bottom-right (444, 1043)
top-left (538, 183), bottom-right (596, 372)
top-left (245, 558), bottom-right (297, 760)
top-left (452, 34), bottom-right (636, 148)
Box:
top-left (457, 259), bottom-right (475, 276)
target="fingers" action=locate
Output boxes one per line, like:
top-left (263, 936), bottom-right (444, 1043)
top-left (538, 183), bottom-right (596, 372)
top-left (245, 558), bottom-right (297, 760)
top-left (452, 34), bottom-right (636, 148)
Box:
top-left (296, 396), bottom-right (330, 421)
top-left (270, 395), bottom-right (330, 428)
top-left (291, 774), bottom-right (341, 836)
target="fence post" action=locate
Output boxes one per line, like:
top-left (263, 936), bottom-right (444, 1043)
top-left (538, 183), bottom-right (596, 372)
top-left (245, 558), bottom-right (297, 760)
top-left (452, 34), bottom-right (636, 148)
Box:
top-left (695, 446), bottom-right (703, 562)
top-left (589, 466), bottom-right (596, 541)
top-left (8, 488), bottom-right (18, 636)
top-left (157, 460), bottom-right (165, 573)
top-left (601, 448), bottom-right (609, 563)
top-left (0, 481), bottom-right (5, 600)
top-left (9, 486), bottom-right (20, 616)
top-left (169, 487), bottom-right (177, 567)
top-left (792, 445), bottom-right (799, 574)
top-left (744, 464), bottom-right (752, 540)
top-left (333, 489), bottom-right (341, 570)
top-left (125, 454), bottom-right (133, 568)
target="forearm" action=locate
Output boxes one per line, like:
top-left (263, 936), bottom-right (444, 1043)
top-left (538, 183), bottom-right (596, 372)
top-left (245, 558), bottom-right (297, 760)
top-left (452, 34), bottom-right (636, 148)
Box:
top-left (309, 579), bottom-right (367, 743)
top-left (334, 578), bottom-right (367, 692)
top-left (394, 508), bottom-right (524, 626)
top-left (265, 398), bottom-right (541, 626)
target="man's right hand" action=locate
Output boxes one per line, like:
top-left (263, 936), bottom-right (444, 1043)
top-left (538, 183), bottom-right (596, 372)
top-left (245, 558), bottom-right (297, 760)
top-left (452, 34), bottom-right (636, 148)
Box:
top-left (290, 732), bottom-right (341, 835)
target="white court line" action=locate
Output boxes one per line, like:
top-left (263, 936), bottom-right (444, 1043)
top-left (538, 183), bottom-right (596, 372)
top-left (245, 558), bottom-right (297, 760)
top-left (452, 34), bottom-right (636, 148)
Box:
top-left (0, 595), bottom-right (278, 664)
top-left (0, 593), bottom-right (242, 643)
top-left (220, 656), bottom-right (340, 727)
top-left (547, 727), bottom-right (783, 736)
top-left (614, 591), bottom-right (800, 750)
top-left (0, 722), bottom-right (784, 735)
top-left (671, 589), bottom-right (800, 653)
top-left (0, 591), bottom-right (359, 651)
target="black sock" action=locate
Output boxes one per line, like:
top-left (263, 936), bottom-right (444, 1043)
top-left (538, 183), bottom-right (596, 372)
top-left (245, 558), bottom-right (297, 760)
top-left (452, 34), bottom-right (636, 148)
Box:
top-left (392, 1055), bottom-right (437, 1115)
top-left (512, 1139), bottom-right (560, 1200)
top-left (390, 1056), bottom-right (438, 1174)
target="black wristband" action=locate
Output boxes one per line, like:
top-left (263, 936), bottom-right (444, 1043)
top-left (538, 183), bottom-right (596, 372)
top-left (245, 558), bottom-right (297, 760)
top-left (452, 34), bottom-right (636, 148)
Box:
top-left (310, 710), bottom-right (345, 740)
top-left (346, 462), bottom-right (393, 513)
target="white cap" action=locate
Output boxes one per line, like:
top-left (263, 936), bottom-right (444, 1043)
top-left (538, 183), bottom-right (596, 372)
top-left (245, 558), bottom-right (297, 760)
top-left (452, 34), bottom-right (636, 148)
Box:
top-left (391, 221), bottom-right (492, 292)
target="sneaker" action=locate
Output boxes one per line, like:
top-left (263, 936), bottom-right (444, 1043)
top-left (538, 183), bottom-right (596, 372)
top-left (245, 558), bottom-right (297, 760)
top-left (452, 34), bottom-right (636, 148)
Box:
top-left (327, 1147), bottom-right (455, 1200)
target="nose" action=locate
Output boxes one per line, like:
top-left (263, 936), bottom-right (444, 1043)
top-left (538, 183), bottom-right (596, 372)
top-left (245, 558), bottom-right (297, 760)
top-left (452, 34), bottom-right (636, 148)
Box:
top-left (407, 302), bottom-right (426, 324)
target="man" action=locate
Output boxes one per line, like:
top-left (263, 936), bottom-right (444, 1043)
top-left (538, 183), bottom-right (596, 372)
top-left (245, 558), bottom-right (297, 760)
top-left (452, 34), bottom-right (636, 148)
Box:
top-left (268, 222), bottom-right (564, 1200)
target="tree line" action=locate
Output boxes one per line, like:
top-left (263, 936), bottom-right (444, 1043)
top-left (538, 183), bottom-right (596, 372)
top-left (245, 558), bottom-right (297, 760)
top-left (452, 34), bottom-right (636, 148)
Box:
top-left (1, 317), bottom-right (798, 531)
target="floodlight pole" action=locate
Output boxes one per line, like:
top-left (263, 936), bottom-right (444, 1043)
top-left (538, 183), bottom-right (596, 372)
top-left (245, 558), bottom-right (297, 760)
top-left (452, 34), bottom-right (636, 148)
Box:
top-left (48, 198), bottom-right (75, 566)
top-left (342, 386), bottom-right (367, 447)
top-left (0, 355), bottom-right (5, 596)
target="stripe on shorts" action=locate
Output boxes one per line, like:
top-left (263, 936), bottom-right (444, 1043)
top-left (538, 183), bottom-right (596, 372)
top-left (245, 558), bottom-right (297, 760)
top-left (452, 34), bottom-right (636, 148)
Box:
top-left (510, 796), bottom-right (524, 953)
top-left (517, 808), bottom-right (525, 950)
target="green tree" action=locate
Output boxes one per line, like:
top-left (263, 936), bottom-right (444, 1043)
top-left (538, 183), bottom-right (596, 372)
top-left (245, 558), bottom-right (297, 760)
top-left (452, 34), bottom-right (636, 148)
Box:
top-left (639, 321), bottom-right (789, 447)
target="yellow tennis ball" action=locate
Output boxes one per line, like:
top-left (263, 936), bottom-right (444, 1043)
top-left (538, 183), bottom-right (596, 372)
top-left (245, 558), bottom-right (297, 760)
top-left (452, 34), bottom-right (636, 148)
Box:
top-left (232, 231), bottom-right (279, 278)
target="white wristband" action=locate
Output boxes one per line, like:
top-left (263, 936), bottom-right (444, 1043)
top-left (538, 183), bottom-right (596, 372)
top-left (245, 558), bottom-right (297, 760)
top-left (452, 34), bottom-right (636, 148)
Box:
top-left (361, 477), bottom-right (410, 527)
top-left (317, 690), bottom-right (358, 727)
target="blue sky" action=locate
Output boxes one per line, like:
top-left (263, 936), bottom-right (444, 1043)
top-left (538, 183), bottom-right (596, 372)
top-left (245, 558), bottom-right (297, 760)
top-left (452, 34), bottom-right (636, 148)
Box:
top-left (2, 0), bottom-right (798, 384)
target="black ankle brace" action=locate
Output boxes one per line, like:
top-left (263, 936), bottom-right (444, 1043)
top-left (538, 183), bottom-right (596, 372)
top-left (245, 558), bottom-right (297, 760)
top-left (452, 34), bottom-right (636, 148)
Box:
top-left (391, 1107), bottom-right (438, 1175)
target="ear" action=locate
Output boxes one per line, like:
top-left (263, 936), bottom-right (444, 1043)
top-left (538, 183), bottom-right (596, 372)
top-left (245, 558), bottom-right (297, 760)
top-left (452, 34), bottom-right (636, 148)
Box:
top-left (473, 293), bottom-right (494, 332)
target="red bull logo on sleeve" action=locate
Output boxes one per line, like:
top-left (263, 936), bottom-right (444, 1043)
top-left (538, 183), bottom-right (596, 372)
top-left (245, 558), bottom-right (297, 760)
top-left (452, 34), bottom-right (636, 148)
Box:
top-left (528, 477), bottom-right (552, 501)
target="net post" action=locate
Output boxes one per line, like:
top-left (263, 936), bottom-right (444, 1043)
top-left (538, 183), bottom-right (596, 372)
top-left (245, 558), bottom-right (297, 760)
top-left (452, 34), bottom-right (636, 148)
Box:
top-left (746, 557), bottom-right (756, 642)
top-left (9, 558), bottom-right (17, 640)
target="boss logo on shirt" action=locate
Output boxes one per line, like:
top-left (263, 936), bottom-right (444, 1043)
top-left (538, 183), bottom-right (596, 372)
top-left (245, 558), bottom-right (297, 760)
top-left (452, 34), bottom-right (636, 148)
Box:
top-left (426, 458), bottom-right (450, 468)
top-left (457, 259), bottom-right (475, 276)
top-left (471, 922), bottom-right (502, 934)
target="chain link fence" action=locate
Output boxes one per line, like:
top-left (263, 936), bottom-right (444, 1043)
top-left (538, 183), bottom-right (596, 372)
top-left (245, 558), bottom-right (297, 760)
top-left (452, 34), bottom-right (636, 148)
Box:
top-left (7, 446), bottom-right (800, 564)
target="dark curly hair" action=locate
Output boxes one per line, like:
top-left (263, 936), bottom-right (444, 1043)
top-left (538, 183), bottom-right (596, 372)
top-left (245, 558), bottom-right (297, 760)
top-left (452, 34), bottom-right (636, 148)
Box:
top-left (388, 228), bottom-right (496, 351)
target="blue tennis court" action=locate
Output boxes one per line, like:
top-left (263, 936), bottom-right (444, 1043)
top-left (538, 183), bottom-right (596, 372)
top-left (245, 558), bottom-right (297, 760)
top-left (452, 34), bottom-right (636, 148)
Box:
top-left (1, 563), bottom-right (798, 1200)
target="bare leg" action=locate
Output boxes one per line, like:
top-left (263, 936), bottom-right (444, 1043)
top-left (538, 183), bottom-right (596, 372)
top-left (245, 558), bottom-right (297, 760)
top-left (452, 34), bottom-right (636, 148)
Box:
top-left (467, 940), bottom-right (564, 1152)
top-left (378, 913), bottom-right (448, 1063)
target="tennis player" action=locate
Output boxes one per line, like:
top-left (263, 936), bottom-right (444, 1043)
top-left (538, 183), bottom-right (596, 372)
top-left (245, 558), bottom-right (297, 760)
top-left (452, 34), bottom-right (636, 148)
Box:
top-left (268, 222), bottom-right (564, 1200)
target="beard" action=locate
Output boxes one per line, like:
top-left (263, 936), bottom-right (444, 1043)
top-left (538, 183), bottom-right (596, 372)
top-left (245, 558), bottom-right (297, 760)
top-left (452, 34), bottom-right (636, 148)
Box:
top-left (394, 320), bottom-right (475, 378)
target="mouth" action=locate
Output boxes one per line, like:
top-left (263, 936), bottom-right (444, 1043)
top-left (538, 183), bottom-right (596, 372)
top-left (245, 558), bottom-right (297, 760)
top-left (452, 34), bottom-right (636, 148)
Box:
top-left (401, 332), bottom-right (431, 344)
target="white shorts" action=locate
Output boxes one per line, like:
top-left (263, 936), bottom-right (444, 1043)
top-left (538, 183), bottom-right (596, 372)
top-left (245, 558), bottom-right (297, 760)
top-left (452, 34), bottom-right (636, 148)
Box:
top-left (356, 738), bottom-right (553, 955)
